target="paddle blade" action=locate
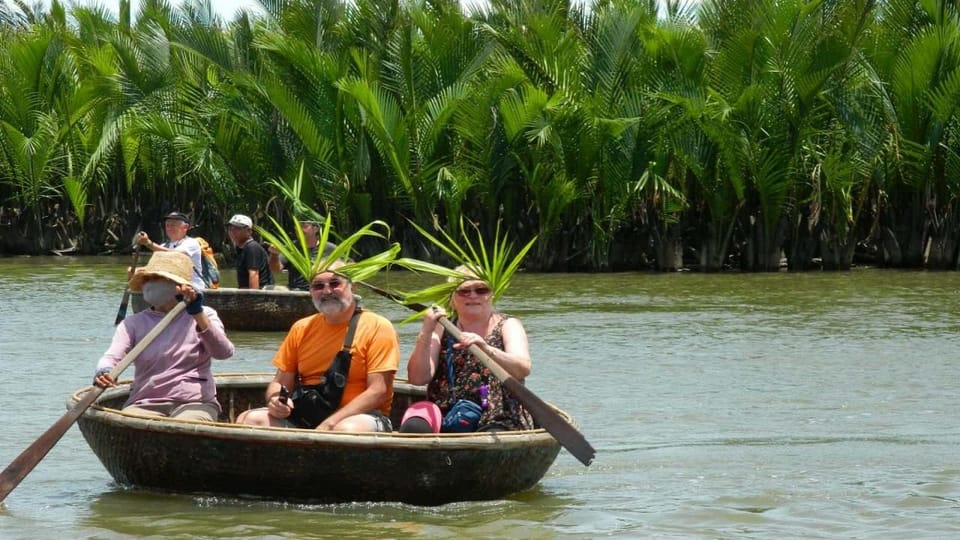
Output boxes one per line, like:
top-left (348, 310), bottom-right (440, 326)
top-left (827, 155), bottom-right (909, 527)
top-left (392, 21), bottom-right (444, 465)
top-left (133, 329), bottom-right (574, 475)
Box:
top-left (0, 387), bottom-right (104, 503)
top-left (502, 378), bottom-right (596, 466)
top-left (114, 244), bottom-right (143, 325)
top-left (2, 303), bottom-right (185, 502)
top-left (114, 295), bottom-right (130, 325)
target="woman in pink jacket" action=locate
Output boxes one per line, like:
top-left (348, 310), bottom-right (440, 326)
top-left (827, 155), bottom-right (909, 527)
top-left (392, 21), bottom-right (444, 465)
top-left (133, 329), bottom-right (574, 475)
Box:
top-left (94, 251), bottom-right (235, 422)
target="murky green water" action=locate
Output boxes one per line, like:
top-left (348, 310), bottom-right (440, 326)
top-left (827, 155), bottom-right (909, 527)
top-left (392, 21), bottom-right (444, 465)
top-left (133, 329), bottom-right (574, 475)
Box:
top-left (1, 257), bottom-right (958, 538)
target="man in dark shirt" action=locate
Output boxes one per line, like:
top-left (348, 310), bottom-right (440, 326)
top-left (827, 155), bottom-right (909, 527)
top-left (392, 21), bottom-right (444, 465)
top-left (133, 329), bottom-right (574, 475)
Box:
top-left (226, 214), bottom-right (273, 289)
top-left (267, 220), bottom-right (337, 290)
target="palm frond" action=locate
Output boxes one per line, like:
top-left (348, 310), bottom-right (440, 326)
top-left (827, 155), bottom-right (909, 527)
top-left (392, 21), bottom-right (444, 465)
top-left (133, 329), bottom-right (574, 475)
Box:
top-left (393, 217), bottom-right (536, 312)
top-left (256, 212), bottom-right (398, 286)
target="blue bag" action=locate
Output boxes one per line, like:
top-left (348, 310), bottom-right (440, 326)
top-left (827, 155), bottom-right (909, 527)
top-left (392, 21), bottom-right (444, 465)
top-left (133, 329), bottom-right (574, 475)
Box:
top-left (441, 399), bottom-right (483, 433)
top-left (439, 334), bottom-right (484, 433)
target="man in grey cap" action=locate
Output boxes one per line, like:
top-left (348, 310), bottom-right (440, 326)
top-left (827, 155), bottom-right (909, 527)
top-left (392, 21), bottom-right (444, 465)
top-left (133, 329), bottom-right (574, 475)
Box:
top-left (136, 211), bottom-right (206, 290)
top-left (227, 213), bottom-right (273, 289)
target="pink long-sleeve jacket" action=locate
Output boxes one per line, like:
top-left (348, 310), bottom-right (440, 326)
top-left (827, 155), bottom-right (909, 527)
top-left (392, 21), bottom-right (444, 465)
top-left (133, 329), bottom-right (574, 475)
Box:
top-left (96, 307), bottom-right (235, 411)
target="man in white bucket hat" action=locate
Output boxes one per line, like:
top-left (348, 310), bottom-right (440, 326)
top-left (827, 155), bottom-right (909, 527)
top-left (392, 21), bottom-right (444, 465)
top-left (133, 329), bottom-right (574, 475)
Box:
top-left (94, 251), bottom-right (235, 421)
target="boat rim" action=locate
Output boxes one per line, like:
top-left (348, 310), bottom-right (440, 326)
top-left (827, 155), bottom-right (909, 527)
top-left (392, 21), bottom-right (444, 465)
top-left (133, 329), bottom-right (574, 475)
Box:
top-left (69, 372), bottom-right (569, 449)
top-left (204, 288), bottom-right (311, 296)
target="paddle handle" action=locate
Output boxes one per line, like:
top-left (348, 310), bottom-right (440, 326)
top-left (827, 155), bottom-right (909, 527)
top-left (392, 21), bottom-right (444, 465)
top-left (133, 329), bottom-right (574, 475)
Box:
top-left (0, 302), bottom-right (187, 503)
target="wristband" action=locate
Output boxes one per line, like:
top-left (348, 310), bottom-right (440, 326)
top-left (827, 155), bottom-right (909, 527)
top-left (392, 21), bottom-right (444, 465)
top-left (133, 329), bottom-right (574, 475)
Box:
top-left (186, 291), bottom-right (205, 315)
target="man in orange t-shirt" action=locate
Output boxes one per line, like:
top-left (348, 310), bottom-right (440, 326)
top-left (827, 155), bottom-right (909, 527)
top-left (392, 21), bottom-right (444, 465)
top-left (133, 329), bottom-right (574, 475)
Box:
top-left (237, 264), bottom-right (399, 432)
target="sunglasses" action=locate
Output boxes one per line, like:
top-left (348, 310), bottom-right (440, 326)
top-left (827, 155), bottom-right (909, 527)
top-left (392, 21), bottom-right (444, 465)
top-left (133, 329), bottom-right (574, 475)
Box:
top-left (310, 278), bottom-right (344, 292)
top-left (455, 286), bottom-right (491, 297)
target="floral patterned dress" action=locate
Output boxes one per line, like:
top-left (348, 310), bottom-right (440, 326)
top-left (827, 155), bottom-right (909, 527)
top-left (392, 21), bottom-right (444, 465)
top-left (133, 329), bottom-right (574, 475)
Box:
top-left (426, 314), bottom-right (535, 431)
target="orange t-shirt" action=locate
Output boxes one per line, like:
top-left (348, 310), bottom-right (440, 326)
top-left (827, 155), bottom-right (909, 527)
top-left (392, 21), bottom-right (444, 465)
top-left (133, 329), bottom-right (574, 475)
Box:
top-left (272, 310), bottom-right (399, 415)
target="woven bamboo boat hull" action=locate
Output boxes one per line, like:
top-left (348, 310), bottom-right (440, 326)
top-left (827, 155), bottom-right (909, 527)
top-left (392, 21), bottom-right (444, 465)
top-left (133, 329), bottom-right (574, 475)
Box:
top-left (201, 288), bottom-right (315, 331)
top-left (132, 288), bottom-right (315, 331)
top-left (70, 373), bottom-right (563, 505)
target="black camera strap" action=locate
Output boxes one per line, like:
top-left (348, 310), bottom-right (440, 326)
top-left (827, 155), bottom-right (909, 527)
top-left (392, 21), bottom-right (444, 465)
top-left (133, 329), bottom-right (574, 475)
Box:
top-left (295, 306), bottom-right (363, 386)
top-left (341, 306), bottom-right (363, 355)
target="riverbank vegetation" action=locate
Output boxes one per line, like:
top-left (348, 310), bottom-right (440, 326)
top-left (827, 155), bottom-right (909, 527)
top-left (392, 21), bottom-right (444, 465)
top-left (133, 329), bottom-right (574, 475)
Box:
top-left (2, 0), bottom-right (960, 271)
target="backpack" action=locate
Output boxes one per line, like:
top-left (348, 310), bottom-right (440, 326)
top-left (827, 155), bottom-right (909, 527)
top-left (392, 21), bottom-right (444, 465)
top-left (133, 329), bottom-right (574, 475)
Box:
top-left (196, 237), bottom-right (221, 289)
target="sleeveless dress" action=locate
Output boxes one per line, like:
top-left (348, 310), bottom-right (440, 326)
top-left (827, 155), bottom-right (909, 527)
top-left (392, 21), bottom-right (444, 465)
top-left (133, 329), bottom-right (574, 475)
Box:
top-left (426, 314), bottom-right (535, 431)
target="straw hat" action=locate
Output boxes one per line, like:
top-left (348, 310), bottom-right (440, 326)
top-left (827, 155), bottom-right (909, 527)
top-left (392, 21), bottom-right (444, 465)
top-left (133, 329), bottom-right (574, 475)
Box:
top-left (128, 251), bottom-right (193, 292)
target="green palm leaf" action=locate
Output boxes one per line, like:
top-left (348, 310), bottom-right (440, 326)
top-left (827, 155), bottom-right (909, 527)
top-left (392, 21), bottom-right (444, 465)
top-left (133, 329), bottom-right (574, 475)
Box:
top-left (393, 217), bottom-right (536, 312)
top-left (256, 212), bottom-right (399, 286)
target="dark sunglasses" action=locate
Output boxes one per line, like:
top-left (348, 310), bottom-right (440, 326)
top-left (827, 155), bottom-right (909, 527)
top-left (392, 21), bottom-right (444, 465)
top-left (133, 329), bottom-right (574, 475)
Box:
top-left (310, 278), bottom-right (344, 292)
top-left (455, 286), bottom-right (491, 297)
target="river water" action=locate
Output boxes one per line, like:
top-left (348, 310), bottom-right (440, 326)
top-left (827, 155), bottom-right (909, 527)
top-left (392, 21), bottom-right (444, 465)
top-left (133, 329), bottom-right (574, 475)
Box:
top-left (0, 257), bottom-right (957, 538)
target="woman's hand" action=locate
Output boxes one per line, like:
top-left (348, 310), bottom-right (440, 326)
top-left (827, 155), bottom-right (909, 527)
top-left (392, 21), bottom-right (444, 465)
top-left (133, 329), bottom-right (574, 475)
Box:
top-left (424, 305), bottom-right (446, 325)
top-left (176, 284), bottom-right (204, 315)
top-left (93, 368), bottom-right (116, 388)
top-left (454, 331), bottom-right (490, 353)
top-left (175, 284), bottom-right (199, 303)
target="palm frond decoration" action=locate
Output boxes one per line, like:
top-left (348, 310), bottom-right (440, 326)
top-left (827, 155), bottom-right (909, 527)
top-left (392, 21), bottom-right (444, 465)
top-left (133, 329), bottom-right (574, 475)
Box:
top-left (256, 213), bottom-right (399, 286)
top-left (394, 217), bottom-right (537, 313)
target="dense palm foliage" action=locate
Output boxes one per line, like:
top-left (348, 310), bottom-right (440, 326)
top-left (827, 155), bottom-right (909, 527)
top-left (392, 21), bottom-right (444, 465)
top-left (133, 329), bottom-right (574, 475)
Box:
top-left (3, 0), bottom-right (960, 272)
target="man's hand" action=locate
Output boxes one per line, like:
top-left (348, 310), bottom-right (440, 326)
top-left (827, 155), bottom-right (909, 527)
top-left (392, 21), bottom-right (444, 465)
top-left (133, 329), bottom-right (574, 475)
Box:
top-left (136, 231), bottom-right (152, 247)
top-left (267, 392), bottom-right (293, 419)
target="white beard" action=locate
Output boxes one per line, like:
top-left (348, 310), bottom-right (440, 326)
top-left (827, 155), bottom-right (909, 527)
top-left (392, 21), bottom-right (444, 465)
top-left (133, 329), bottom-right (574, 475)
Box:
top-left (312, 295), bottom-right (349, 316)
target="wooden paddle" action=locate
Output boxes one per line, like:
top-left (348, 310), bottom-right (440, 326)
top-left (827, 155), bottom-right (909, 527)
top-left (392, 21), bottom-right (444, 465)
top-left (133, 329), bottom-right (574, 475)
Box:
top-left (114, 237), bottom-right (144, 325)
top-left (359, 281), bottom-right (596, 466)
top-left (0, 302), bottom-right (187, 503)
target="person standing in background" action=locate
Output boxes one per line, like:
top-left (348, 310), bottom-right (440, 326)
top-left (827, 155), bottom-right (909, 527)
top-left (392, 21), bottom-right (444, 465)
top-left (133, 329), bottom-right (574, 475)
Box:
top-left (268, 219), bottom-right (337, 290)
top-left (135, 212), bottom-right (206, 290)
top-left (226, 214), bottom-right (273, 289)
